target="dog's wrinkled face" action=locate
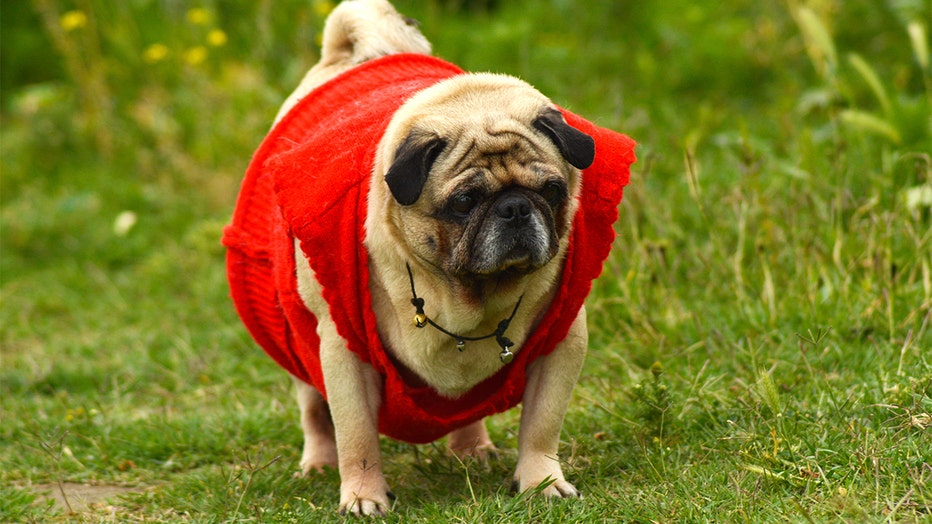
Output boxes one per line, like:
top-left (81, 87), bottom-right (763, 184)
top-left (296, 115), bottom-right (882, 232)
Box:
top-left (381, 86), bottom-right (595, 286)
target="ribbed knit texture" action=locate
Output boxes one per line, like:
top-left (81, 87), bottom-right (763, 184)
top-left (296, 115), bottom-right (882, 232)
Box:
top-left (223, 54), bottom-right (636, 443)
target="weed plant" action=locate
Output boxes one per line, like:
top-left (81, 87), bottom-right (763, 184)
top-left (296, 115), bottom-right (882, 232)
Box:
top-left (2, 0), bottom-right (930, 522)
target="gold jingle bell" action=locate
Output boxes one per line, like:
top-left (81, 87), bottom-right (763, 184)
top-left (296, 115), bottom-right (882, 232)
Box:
top-left (413, 313), bottom-right (427, 328)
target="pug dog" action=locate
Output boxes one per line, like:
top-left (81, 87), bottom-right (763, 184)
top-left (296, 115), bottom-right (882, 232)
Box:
top-left (223, 0), bottom-right (635, 516)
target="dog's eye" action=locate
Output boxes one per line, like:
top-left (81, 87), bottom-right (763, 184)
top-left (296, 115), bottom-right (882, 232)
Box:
top-left (539, 181), bottom-right (565, 206)
top-left (449, 193), bottom-right (478, 216)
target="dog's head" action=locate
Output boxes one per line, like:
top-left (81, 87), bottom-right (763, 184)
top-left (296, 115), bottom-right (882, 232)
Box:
top-left (370, 74), bottom-right (594, 287)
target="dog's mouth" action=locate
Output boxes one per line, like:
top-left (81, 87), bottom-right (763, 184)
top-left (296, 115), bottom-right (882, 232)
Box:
top-left (474, 244), bottom-right (549, 275)
top-left (467, 224), bottom-right (557, 275)
top-left (464, 190), bottom-right (559, 275)
top-left (443, 232), bottom-right (559, 303)
top-left (472, 261), bottom-right (534, 279)
top-left (500, 258), bottom-right (533, 273)
top-left (454, 263), bottom-right (540, 302)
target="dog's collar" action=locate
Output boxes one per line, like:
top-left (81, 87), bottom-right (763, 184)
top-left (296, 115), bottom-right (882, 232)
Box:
top-left (405, 263), bottom-right (522, 364)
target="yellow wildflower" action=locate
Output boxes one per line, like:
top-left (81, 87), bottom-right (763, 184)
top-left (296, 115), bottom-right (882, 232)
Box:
top-left (66, 406), bottom-right (86, 422)
top-left (312, 0), bottom-right (335, 17)
top-left (186, 7), bottom-right (210, 25)
top-left (143, 43), bottom-right (170, 63)
top-left (207, 29), bottom-right (227, 47)
top-left (184, 46), bottom-right (208, 66)
top-left (60, 10), bottom-right (87, 32)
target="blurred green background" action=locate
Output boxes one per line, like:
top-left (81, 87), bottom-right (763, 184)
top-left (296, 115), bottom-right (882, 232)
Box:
top-left (2, 0), bottom-right (929, 279)
top-left (2, 0), bottom-right (931, 521)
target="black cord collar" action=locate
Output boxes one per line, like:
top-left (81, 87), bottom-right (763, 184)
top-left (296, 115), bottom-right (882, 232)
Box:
top-left (406, 262), bottom-right (522, 364)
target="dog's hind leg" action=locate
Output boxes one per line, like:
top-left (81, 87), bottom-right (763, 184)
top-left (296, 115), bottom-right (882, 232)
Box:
top-left (292, 375), bottom-right (338, 476)
top-left (448, 418), bottom-right (498, 461)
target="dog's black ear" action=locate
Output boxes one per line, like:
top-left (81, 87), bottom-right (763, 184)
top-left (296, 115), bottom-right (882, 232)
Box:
top-left (533, 108), bottom-right (595, 170)
top-left (384, 133), bottom-right (447, 206)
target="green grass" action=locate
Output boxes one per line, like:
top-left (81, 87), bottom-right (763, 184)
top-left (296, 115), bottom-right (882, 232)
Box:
top-left (2, 0), bottom-right (931, 522)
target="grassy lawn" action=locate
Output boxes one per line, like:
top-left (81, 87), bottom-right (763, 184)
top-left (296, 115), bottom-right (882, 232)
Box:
top-left (2, 0), bottom-right (930, 522)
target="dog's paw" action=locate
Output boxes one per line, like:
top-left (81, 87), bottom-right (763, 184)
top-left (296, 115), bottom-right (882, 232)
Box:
top-left (538, 478), bottom-right (582, 498)
top-left (294, 457), bottom-right (337, 478)
top-left (448, 440), bottom-right (499, 463)
top-left (338, 489), bottom-right (396, 516)
top-left (512, 476), bottom-right (582, 499)
top-left (513, 454), bottom-right (582, 500)
top-left (447, 419), bottom-right (497, 462)
top-left (295, 448), bottom-right (338, 477)
top-left (338, 468), bottom-right (395, 516)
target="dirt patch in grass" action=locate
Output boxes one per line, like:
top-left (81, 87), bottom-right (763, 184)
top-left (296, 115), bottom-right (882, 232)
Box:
top-left (33, 482), bottom-right (143, 514)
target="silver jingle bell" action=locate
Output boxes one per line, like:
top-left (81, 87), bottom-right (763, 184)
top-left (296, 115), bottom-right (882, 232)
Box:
top-left (499, 346), bottom-right (514, 364)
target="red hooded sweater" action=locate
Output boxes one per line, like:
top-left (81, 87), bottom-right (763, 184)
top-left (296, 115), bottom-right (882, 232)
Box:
top-left (222, 54), bottom-right (636, 444)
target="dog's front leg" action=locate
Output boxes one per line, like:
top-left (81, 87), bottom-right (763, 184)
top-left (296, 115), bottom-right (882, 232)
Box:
top-left (318, 318), bottom-right (393, 515)
top-left (514, 306), bottom-right (588, 498)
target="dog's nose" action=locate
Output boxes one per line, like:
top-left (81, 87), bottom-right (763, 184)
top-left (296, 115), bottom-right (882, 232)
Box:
top-left (494, 194), bottom-right (532, 223)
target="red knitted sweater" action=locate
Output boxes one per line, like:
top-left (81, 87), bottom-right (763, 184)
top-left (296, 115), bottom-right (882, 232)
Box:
top-left (223, 54), bottom-right (636, 444)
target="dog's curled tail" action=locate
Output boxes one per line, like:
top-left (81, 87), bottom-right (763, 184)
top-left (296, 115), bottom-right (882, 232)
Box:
top-left (275, 0), bottom-right (432, 124)
top-left (318, 0), bottom-right (431, 67)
